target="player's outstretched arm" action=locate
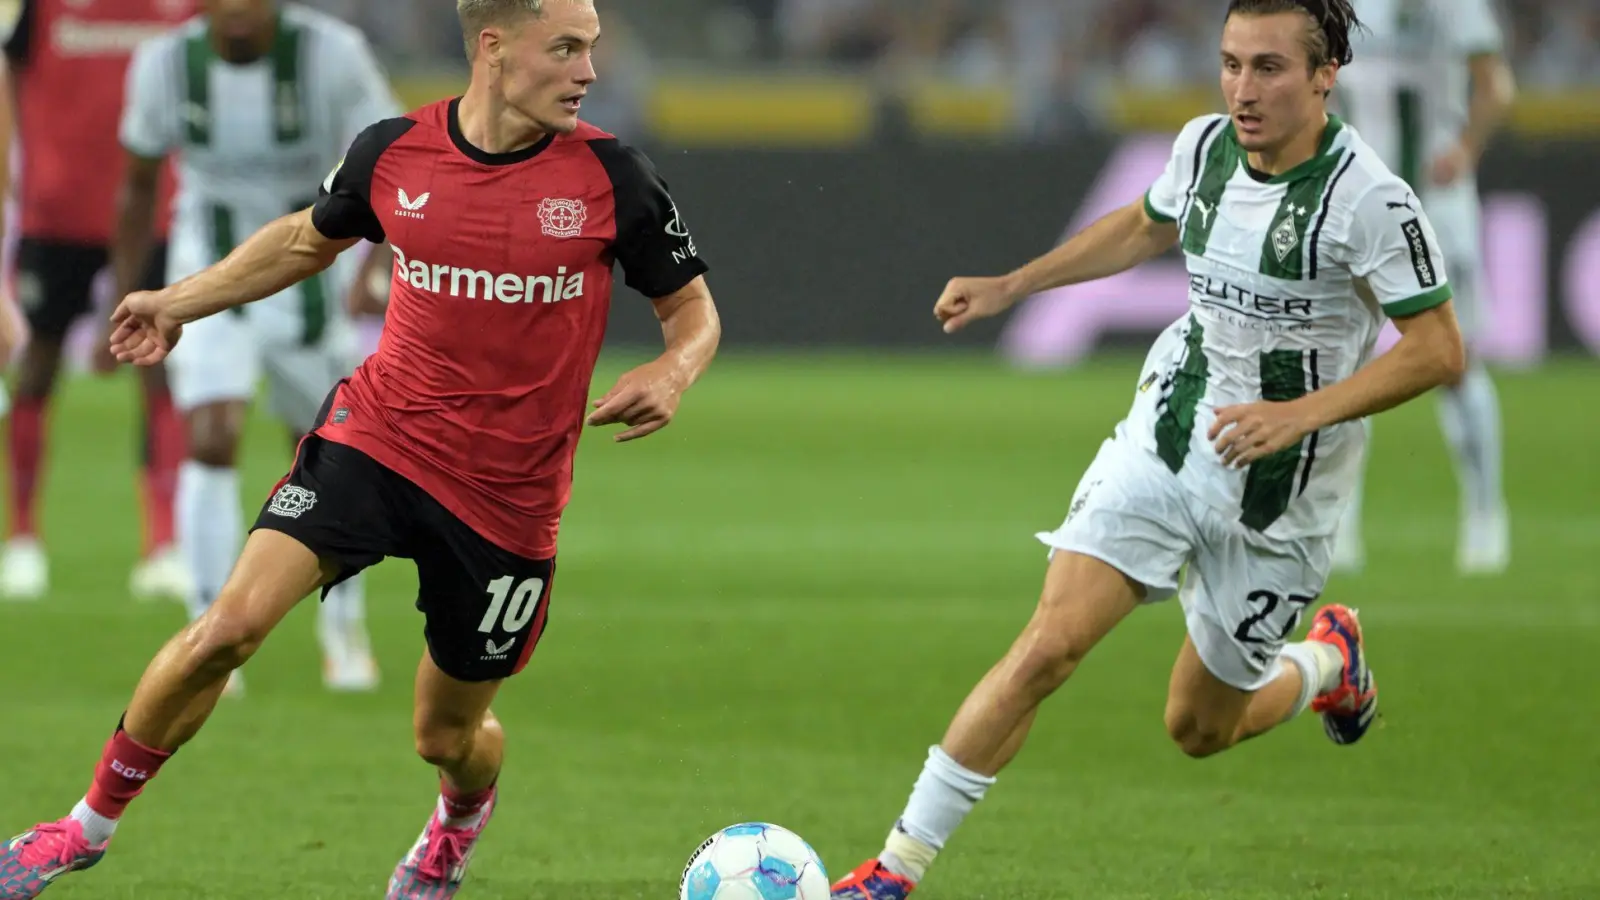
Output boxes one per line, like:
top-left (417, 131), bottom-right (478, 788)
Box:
top-left (652, 275), bottom-right (720, 386)
top-left (935, 198), bottom-right (1178, 333)
top-left (1299, 301), bottom-right (1465, 428)
top-left (1211, 303), bottom-right (1466, 467)
top-left (110, 209), bottom-right (358, 365)
top-left (1212, 190), bottom-right (1468, 467)
top-left (587, 276), bottom-right (721, 443)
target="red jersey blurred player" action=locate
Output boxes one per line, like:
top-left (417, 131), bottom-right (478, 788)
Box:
top-left (0, 1), bottom-right (721, 898)
top-left (0, 0), bottom-right (193, 601)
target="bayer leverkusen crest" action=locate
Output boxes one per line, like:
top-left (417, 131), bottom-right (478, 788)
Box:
top-left (537, 198), bottom-right (588, 238)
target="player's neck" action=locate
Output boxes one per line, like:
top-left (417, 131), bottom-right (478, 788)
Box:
top-left (209, 20), bottom-right (277, 65)
top-left (457, 85), bottom-right (552, 156)
top-left (1247, 111), bottom-right (1331, 177)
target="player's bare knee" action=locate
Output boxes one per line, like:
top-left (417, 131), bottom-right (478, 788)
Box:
top-left (187, 429), bottom-right (239, 467)
top-left (1163, 711), bottom-right (1232, 759)
top-left (1177, 731), bottom-right (1233, 759)
top-left (1008, 629), bottom-right (1087, 699)
top-left (14, 338), bottom-right (63, 399)
top-left (479, 711), bottom-right (504, 747)
top-left (185, 609), bottom-right (268, 675)
top-left (415, 706), bottom-right (501, 770)
top-left (186, 403), bottom-right (245, 467)
top-left (414, 722), bottom-right (476, 770)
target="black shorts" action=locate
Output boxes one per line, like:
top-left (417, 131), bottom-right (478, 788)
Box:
top-left (251, 397), bottom-right (556, 683)
top-left (14, 239), bottom-right (169, 339)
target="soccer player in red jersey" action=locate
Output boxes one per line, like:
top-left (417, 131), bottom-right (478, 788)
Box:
top-left (0, 0), bottom-right (194, 602)
top-left (0, 1), bottom-right (720, 898)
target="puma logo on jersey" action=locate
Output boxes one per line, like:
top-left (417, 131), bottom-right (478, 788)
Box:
top-left (1192, 197), bottom-right (1215, 227)
top-left (396, 189), bottom-right (431, 219)
top-left (1386, 193), bottom-right (1416, 213)
top-left (392, 246), bottom-right (587, 305)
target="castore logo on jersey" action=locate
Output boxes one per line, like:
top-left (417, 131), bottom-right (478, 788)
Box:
top-left (396, 188), bottom-right (430, 219)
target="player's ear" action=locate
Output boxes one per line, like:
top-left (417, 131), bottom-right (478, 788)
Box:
top-left (479, 28), bottom-right (505, 68)
top-left (1315, 62), bottom-right (1339, 98)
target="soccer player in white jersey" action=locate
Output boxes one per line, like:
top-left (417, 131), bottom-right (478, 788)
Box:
top-left (112, 0), bottom-right (400, 694)
top-left (1333, 0), bottom-right (1516, 574)
top-left (830, 2), bottom-right (1468, 897)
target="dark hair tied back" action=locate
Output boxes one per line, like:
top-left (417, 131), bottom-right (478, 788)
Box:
top-left (1228, 0), bottom-right (1365, 68)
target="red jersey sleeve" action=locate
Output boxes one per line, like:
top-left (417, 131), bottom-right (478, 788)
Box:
top-left (312, 116), bottom-right (416, 244)
top-left (586, 139), bottom-right (710, 299)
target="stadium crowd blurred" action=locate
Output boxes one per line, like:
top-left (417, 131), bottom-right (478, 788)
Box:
top-left (308, 0), bottom-right (1599, 140)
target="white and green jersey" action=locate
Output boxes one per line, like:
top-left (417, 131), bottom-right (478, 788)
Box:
top-left (120, 3), bottom-right (400, 346)
top-left (1130, 113), bottom-right (1452, 540)
top-left (1338, 0), bottom-right (1504, 191)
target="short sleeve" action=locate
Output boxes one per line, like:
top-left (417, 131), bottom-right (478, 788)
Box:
top-left (312, 117), bottom-right (415, 244)
top-left (587, 140), bottom-right (709, 299)
top-left (1347, 183), bottom-right (1454, 318)
top-left (119, 38), bottom-right (178, 159)
top-left (1439, 0), bottom-right (1504, 56)
top-left (1145, 114), bottom-right (1227, 224)
top-left (332, 29), bottom-right (403, 146)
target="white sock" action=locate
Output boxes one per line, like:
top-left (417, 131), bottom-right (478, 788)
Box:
top-left (436, 794), bottom-right (489, 831)
top-left (1279, 641), bottom-right (1343, 720)
top-left (177, 461), bottom-right (241, 621)
top-left (1437, 365), bottom-right (1505, 517)
top-left (879, 746), bottom-right (996, 882)
top-left (70, 798), bottom-right (118, 846)
top-left (318, 575), bottom-right (371, 662)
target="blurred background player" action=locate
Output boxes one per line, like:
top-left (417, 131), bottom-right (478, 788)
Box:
top-left (0, 24), bottom-right (25, 378)
top-left (0, 0), bottom-right (194, 602)
top-left (114, 0), bottom-right (400, 693)
top-left (1333, 0), bottom-right (1516, 575)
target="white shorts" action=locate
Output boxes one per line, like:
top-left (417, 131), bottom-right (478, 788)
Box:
top-left (167, 310), bottom-right (358, 435)
top-left (1037, 436), bottom-right (1333, 691)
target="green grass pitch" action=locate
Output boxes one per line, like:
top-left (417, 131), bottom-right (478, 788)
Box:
top-left (1, 354), bottom-right (1596, 899)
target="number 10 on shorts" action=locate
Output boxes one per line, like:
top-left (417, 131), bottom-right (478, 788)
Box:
top-left (479, 575), bottom-right (546, 634)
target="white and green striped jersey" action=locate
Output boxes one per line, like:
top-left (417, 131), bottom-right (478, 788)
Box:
top-left (1131, 113), bottom-right (1452, 540)
top-left (1338, 0), bottom-right (1504, 190)
top-left (119, 3), bottom-right (400, 346)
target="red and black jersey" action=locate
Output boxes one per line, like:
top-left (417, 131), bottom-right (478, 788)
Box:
top-left (309, 98), bottom-right (709, 559)
top-left (3, 0), bottom-right (189, 243)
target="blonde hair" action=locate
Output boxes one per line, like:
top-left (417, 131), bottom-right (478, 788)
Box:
top-left (457, 0), bottom-right (544, 60)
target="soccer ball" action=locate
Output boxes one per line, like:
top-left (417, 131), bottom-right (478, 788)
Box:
top-left (679, 822), bottom-right (830, 900)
